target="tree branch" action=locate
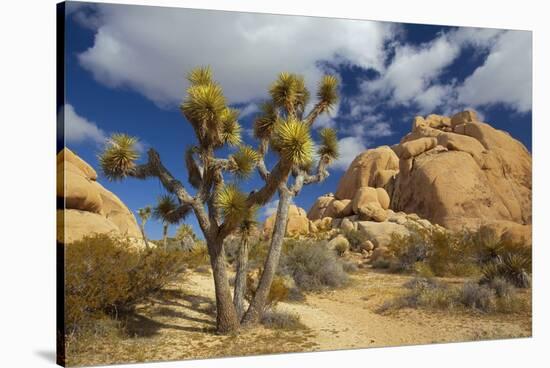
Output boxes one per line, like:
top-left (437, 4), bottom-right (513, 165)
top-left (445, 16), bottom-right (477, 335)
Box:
top-left (132, 149), bottom-right (211, 236)
top-left (303, 103), bottom-right (325, 127)
top-left (290, 156), bottom-right (330, 194)
top-left (256, 138), bottom-right (270, 181)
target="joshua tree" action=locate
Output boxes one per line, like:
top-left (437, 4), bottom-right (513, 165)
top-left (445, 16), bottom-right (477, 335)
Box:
top-left (233, 206), bottom-right (258, 319)
top-left (175, 223), bottom-right (197, 251)
top-left (153, 194), bottom-right (185, 248)
top-left (99, 67), bottom-right (338, 333)
top-left (240, 76), bottom-right (340, 326)
top-left (137, 206), bottom-right (152, 249)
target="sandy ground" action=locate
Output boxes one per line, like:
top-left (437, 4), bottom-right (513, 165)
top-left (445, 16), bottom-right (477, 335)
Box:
top-left (67, 268), bottom-right (531, 366)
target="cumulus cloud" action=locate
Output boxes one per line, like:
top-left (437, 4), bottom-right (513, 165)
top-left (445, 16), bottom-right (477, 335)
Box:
top-left (362, 27), bottom-right (531, 115)
top-left (76, 4), bottom-right (397, 107)
top-left (63, 103), bottom-right (106, 144)
top-left (456, 30), bottom-right (532, 112)
top-left (365, 34), bottom-right (460, 108)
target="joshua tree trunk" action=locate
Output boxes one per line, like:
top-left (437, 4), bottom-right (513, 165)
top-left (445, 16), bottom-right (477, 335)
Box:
top-left (162, 223), bottom-right (168, 248)
top-left (208, 238), bottom-right (240, 333)
top-left (233, 234), bottom-right (249, 320)
top-left (242, 189), bottom-right (292, 325)
top-left (139, 223), bottom-right (150, 249)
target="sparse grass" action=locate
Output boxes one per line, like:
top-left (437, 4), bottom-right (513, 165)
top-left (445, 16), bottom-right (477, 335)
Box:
top-left (261, 310), bottom-right (306, 330)
top-left (379, 276), bottom-right (529, 315)
top-left (375, 227), bottom-right (531, 282)
top-left (278, 240), bottom-right (350, 291)
top-left (342, 229), bottom-right (366, 251)
top-left (179, 241), bottom-right (210, 269)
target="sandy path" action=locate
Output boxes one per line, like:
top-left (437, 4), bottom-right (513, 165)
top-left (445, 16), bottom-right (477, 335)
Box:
top-left (69, 269), bottom-right (531, 366)
top-left (277, 270), bottom-right (531, 350)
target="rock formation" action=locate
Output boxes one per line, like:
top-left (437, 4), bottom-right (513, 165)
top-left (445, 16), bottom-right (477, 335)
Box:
top-left (391, 111), bottom-right (531, 232)
top-left (57, 148), bottom-right (143, 246)
top-left (306, 110), bottom-right (532, 247)
top-left (263, 205), bottom-right (313, 239)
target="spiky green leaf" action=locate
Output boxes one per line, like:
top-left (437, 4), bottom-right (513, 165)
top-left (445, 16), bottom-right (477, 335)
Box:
top-left (187, 66), bottom-right (213, 86)
top-left (229, 145), bottom-right (261, 179)
top-left (254, 101), bottom-right (278, 139)
top-left (153, 194), bottom-right (185, 225)
top-left (175, 223), bottom-right (196, 241)
top-left (220, 108), bottom-right (242, 146)
top-left (317, 75), bottom-right (339, 110)
top-left (181, 82), bottom-right (226, 125)
top-left (99, 133), bottom-right (140, 181)
top-left (317, 127), bottom-right (339, 160)
top-left (271, 118), bottom-right (314, 166)
top-left (216, 184), bottom-right (248, 224)
top-left (137, 206), bottom-right (152, 222)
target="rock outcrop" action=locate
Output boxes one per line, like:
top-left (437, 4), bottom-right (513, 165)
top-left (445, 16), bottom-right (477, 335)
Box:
top-left (306, 110), bottom-right (531, 247)
top-left (57, 148), bottom-right (143, 245)
top-left (391, 111), bottom-right (531, 231)
top-left (263, 205), bottom-right (312, 239)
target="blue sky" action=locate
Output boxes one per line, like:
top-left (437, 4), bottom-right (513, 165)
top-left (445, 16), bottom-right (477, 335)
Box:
top-left (62, 1), bottom-right (532, 240)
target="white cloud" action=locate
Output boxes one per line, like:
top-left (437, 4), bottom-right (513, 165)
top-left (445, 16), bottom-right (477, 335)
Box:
top-left (333, 136), bottom-right (367, 170)
top-left (359, 27), bottom-right (531, 116)
top-left (366, 122), bottom-right (393, 138)
top-left (456, 31), bottom-right (532, 112)
top-left (365, 34), bottom-right (460, 105)
top-left (239, 103), bottom-right (260, 118)
top-left (63, 103), bottom-right (106, 144)
top-left (76, 4), bottom-right (397, 107)
top-left (413, 84), bottom-right (454, 113)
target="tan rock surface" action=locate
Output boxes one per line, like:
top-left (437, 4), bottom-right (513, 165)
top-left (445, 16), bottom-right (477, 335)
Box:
top-left (263, 204), bottom-right (311, 238)
top-left (357, 221), bottom-right (410, 248)
top-left (391, 112), bottom-right (531, 230)
top-left (307, 195), bottom-right (335, 220)
top-left (57, 209), bottom-right (119, 244)
top-left (57, 148), bottom-right (142, 244)
top-left (334, 146), bottom-right (399, 200)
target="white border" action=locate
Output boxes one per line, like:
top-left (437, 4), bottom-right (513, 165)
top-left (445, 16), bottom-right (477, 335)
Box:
top-left (1, 0), bottom-right (548, 367)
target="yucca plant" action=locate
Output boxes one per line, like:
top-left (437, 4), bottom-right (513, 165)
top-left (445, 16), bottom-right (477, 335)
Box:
top-left (98, 134), bottom-right (140, 181)
top-left (153, 195), bottom-right (186, 248)
top-left (228, 146), bottom-right (261, 179)
top-left (175, 223), bottom-right (197, 251)
top-left (481, 254), bottom-right (531, 288)
top-left (241, 72), bottom-right (340, 326)
top-left (98, 67), bottom-right (339, 333)
top-left (137, 206), bottom-right (152, 249)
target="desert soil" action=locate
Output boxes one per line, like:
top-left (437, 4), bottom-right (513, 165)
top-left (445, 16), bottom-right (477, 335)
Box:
top-left (67, 268), bottom-right (531, 366)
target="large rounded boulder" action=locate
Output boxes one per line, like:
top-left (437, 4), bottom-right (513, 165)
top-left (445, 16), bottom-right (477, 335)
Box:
top-left (57, 148), bottom-right (143, 245)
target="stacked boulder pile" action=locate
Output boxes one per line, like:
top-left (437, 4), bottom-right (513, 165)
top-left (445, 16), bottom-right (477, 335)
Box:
top-left (57, 148), bottom-right (144, 247)
top-left (263, 110), bottom-right (533, 257)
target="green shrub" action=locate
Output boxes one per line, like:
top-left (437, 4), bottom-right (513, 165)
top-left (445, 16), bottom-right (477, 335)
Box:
top-left (486, 277), bottom-right (514, 298)
top-left (386, 229), bottom-right (431, 273)
top-left (65, 234), bottom-right (187, 334)
top-left (460, 282), bottom-right (495, 312)
top-left (179, 241), bottom-right (210, 269)
top-left (278, 240), bottom-right (349, 291)
top-left (246, 274), bottom-right (290, 311)
top-left (343, 229), bottom-right (367, 251)
top-left (381, 276), bottom-right (528, 315)
top-left (334, 239), bottom-right (349, 256)
top-left (371, 258), bottom-right (390, 269)
top-left (481, 254), bottom-right (531, 288)
top-left (261, 310), bottom-right (305, 330)
top-left (381, 226), bottom-right (531, 280)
